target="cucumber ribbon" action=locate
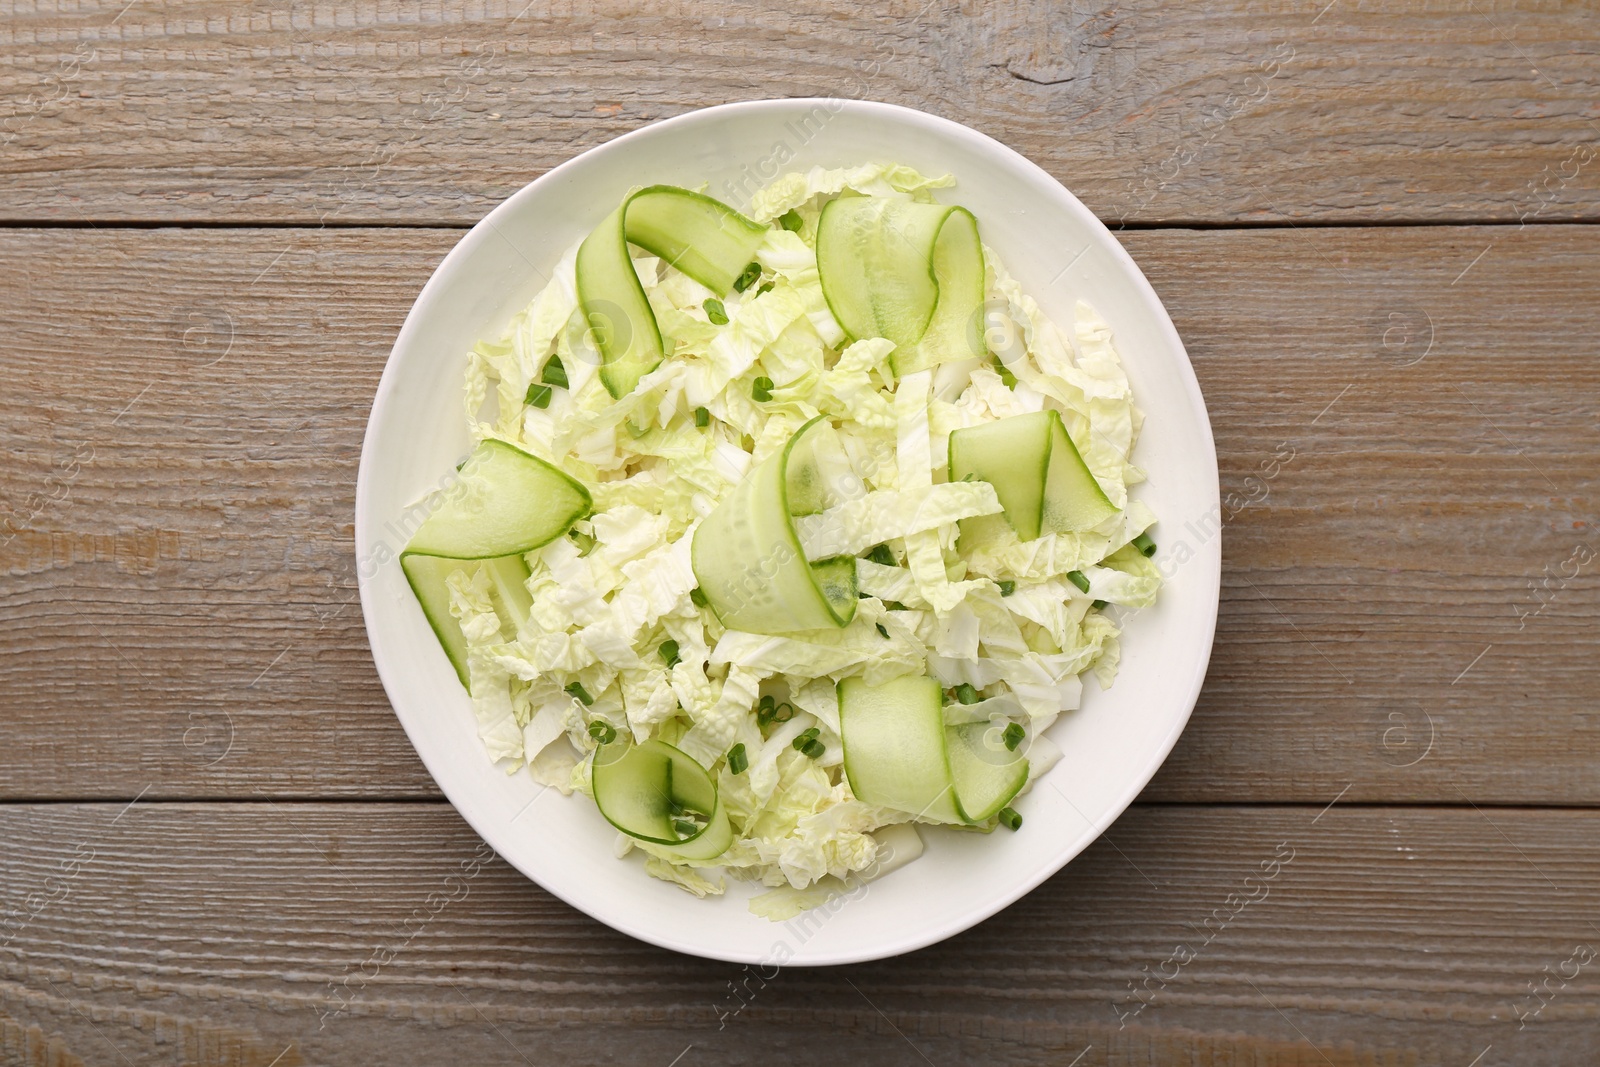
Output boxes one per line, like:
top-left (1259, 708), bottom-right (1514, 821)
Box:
top-left (400, 439), bottom-right (592, 687)
top-left (817, 197), bottom-right (986, 376)
top-left (690, 416), bottom-right (858, 635)
top-left (591, 739), bottom-right (733, 860)
top-left (840, 674), bottom-right (1028, 824)
top-left (576, 186), bottom-right (769, 398)
top-left (401, 553), bottom-right (532, 688)
top-left (948, 409), bottom-right (1117, 540)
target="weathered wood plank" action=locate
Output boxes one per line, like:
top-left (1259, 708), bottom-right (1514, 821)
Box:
top-left (1126, 222), bottom-right (1600, 802)
top-left (0, 802), bottom-right (1596, 1064)
top-left (1, 0), bottom-right (1597, 225)
top-left (0, 224), bottom-right (1595, 801)
top-left (0, 227), bottom-right (434, 797)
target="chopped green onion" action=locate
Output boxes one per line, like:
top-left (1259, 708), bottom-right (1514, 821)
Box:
top-left (758, 698), bottom-right (795, 729)
top-left (993, 357), bottom-right (1018, 389)
top-left (998, 806), bottom-right (1023, 831)
top-left (727, 743), bottom-right (748, 775)
top-left (1133, 532), bottom-right (1157, 557)
top-left (540, 355), bottom-right (568, 389)
top-left (693, 406), bottom-right (711, 428)
top-left (955, 683), bottom-right (981, 705)
top-left (1067, 570), bottom-right (1091, 594)
top-left (659, 639), bottom-right (680, 668)
top-left (733, 261), bottom-right (762, 292)
top-left (566, 682), bottom-right (594, 706)
top-left (704, 297), bottom-right (728, 326)
top-left (569, 529), bottom-right (597, 556)
top-left (690, 587), bottom-right (708, 608)
top-left (778, 210), bottom-right (804, 232)
top-left (672, 818), bottom-right (700, 838)
top-left (865, 544), bottom-right (896, 567)
top-left (751, 376), bottom-right (774, 402)
top-left (756, 281), bottom-right (774, 295)
top-left (524, 383), bottom-right (552, 408)
top-left (876, 622), bottom-right (890, 639)
top-left (997, 580), bottom-right (1016, 597)
top-left (586, 719), bottom-right (615, 744)
top-left (1002, 722), bottom-right (1026, 751)
top-left (1092, 599), bottom-right (1108, 610)
top-left (791, 728), bottom-right (824, 759)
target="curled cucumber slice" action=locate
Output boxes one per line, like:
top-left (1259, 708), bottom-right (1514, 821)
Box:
top-left (690, 417), bottom-right (858, 634)
top-left (400, 438), bottom-right (588, 688)
top-left (948, 409), bottom-right (1117, 540)
top-left (839, 674), bottom-right (1028, 825)
top-left (577, 185), bottom-right (768, 399)
top-left (405, 438), bottom-right (591, 560)
top-left (591, 739), bottom-right (733, 861)
top-left (816, 197), bottom-right (985, 376)
top-left (622, 187), bottom-right (771, 294)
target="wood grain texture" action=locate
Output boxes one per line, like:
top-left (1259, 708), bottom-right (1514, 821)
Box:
top-left (1, 223), bottom-right (1596, 802)
top-left (1128, 222), bottom-right (1600, 803)
top-left (0, 0), bottom-right (1597, 225)
top-left (1, 802), bottom-right (1597, 1065)
top-left (2, 5), bottom-right (1596, 1063)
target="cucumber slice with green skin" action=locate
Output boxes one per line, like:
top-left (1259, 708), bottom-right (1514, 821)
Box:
top-left (816, 198), bottom-right (986, 376)
top-left (944, 720), bottom-right (1029, 822)
top-left (896, 207), bottom-right (984, 375)
top-left (400, 438), bottom-right (581, 688)
top-left (839, 675), bottom-right (963, 823)
top-left (783, 417), bottom-right (853, 517)
top-left (819, 197), bottom-right (944, 348)
top-left (400, 553), bottom-right (474, 687)
top-left (1039, 411), bottom-right (1118, 533)
top-left (623, 186), bottom-right (770, 294)
top-left (838, 675), bottom-right (1028, 824)
top-left (947, 409), bottom-right (1116, 541)
top-left (808, 555), bottom-right (858, 613)
top-left (399, 553), bottom-right (532, 689)
top-left (591, 739), bottom-right (733, 861)
top-left (481, 554), bottom-right (533, 636)
top-left (577, 185), bottom-right (768, 398)
top-left (577, 201), bottom-right (662, 401)
top-left (404, 439), bottom-right (592, 559)
top-left (690, 416), bottom-right (858, 634)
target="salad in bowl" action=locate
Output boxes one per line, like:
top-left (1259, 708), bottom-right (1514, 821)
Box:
top-left (387, 162), bottom-right (1161, 919)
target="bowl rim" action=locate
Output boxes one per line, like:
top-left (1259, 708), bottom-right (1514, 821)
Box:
top-left (355, 96), bottom-right (1219, 965)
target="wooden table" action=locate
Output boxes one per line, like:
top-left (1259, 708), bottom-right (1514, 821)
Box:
top-left (3, 3), bottom-right (1597, 1063)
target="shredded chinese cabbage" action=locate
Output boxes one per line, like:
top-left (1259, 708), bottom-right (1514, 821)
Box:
top-left (441, 164), bottom-right (1159, 910)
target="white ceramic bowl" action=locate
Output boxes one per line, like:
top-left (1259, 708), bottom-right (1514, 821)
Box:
top-left (356, 98), bottom-right (1219, 965)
